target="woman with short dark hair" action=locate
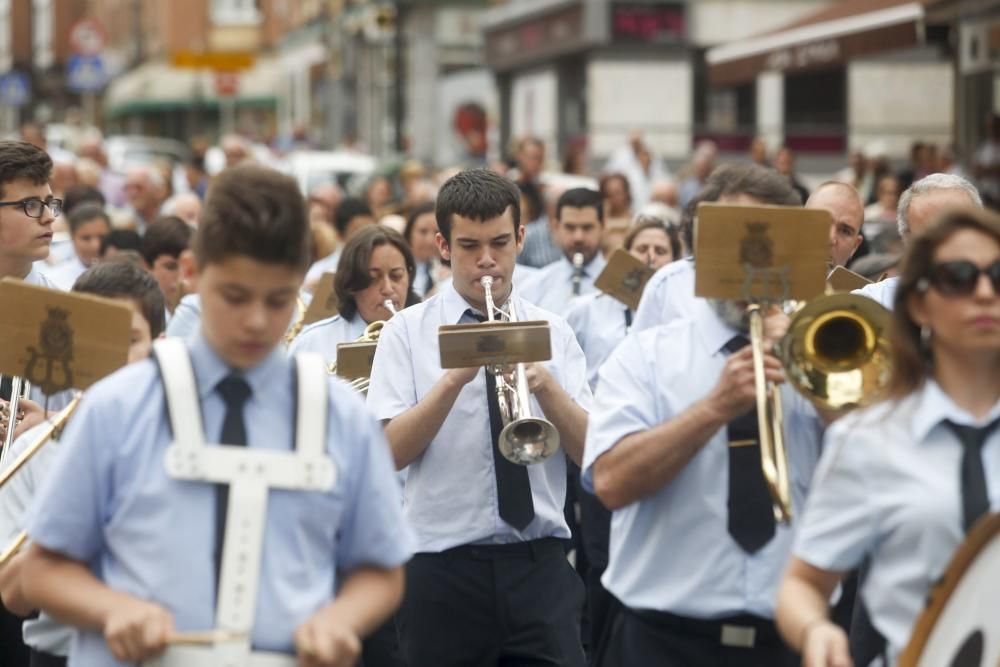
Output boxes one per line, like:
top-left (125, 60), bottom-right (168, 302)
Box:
top-left (777, 206), bottom-right (1000, 667)
top-left (290, 225), bottom-right (420, 365)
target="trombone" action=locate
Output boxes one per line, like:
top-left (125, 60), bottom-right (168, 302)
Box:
top-left (0, 393), bottom-right (82, 567)
top-left (328, 299), bottom-right (397, 394)
top-left (480, 276), bottom-right (560, 465)
top-left (749, 292), bottom-right (890, 523)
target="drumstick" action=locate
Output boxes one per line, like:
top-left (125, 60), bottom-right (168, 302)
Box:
top-left (166, 629), bottom-right (247, 645)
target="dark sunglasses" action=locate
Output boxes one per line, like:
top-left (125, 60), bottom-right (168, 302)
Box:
top-left (921, 260), bottom-right (1000, 297)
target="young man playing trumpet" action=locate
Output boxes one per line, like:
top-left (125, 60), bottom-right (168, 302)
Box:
top-left (367, 168), bottom-right (592, 667)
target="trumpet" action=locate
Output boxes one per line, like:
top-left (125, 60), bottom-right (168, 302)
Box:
top-left (0, 393), bottom-right (82, 567)
top-left (328, 299), bottom-right (398, 394)
top-left (571, 252), bottom-right (585, 296)
top-left (1, 376), bottom-right (30, 465)
top-left (749, 292), bottom-right (890, 523)
top-left (480, 276), bottom-right (560, 465)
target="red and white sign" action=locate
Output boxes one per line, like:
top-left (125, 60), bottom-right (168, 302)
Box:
top-left (69, 17), bottom-right (107, 56)
top-left (214, 71), bottom-right (240, 97)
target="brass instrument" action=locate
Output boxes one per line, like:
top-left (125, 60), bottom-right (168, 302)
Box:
top-left (284, 296), bottom-right (309, 346)
top-left (1, 376), bottom-right (30, 465)
top-left (749, 292), bottom-right (890, 523)
top-left (0, 393), bottom-right (82, 567)
top-left (480, 276), bottom-right (559, 465)
top-left (327, 300), bottom-right (397, 394)
top-left (571, 252), bottom-right (585, 296)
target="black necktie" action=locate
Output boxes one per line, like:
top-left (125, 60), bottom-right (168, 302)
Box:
top-left (944, 417), bottom-right (1000, 533)
top-left (723, 335), bottom-right (776, 553)
top-left (469, 310), bottom-right (535, 530)
top-left (215, 375), bottom-right (252, 592)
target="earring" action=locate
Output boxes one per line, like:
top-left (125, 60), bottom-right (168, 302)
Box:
top-left (920, 324), bottom-right (932, 351)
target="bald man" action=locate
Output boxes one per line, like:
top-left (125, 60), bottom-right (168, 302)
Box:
top-left (805, 181), bottom-right (864, 268)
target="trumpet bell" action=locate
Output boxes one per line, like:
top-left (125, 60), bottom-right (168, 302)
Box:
top-left (499, 418), bottom-right (560, 465)
top-left (778, 293), bottom-right (891, 411)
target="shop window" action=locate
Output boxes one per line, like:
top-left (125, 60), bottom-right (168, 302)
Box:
top-left (784, 67), bottom-right (846, 152)
top-left (693, 47), bottom-right (755, 151)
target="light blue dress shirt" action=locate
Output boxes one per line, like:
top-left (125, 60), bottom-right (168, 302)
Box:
top-left (853, 276), bottom-right (898, 310)
top-left (24, 265), bottom-right (56, 290)
top-left (518, 217), bottom-right (562, 269)
top-left (47, 256), bottom-right (88, 291)
top-left (366, 282), bottom-right (593, 553)
top-left (519, 253), bottom-right (607, 317)
top-left (305, 248), bottom-right (341, 286)
top-left (565, 292), bottom-right (631, 391)
top-left (582, 308), bottom-right (823, 619)
top-left (631, 257), bottom-right (707, 332)
top-left (289, 314), bottom-right (368, 366)
top-left (27, 333), bottom-right (414, 666)
top-left (794, 380), bottom-right (1000, 666)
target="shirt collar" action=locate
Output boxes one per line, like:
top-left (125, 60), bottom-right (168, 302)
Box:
top-left (188, 330), bottom-right (287, 401)
top-left (442, 278), bottom-right (523, 324)
top-left (911, 379), bottom-right (1000, 442)
top-left (562, 252), bottom-right (606, 278)
top-left (694, 300), bottom-right (740, 354)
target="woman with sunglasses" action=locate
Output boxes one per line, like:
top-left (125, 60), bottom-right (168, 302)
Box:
top-left (775, 206), bottom-right (1000, 667)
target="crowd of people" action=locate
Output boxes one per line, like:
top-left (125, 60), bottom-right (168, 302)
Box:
top-left (0, 119), bottom-right (997, 667)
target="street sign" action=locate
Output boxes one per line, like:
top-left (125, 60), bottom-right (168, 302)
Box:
top-left (69, 17), bottom-right (107, 57)
top-left (171, 51), bottom-right (255, 70)
top-left (214, 71), bottom-right (240, 96)
top-left (67, 55), bottom-right (108, 92)
top-left (0, 72), bottom-right (30, 107)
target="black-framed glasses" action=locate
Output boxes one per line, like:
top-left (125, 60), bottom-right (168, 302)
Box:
top-left (0, 197), bottom-right (62, 219)
top-left (921, 260), bottom-right (1000, 297)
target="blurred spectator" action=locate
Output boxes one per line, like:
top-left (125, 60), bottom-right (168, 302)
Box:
top-left (99, 229), bottom-right (142, 260)
top-left (50, 161), bottom-right (78, 199)
top-left (835, 149), bottom-right (875, 203)
top-left (220, 134), bottom-right (252, 169)
top-left (162, 192), bottom-right (202, 228)
top-left (305, 198), bottom-right (377, 287)
top-left (562, 138), bottom-right (589, 176)
top-left (864, 174), bottom-right (901, 225)
top-left (399, 160), bottom-right (434, 215)
top-left (604, 131), bottom-right (669, 209)
top-left (140, 216), bottom-right (194, 313)
top-left (77, 136), bottom-right (125, 207)
top-left (940, 144), bottom-right (965, 177)
top-left (123, 166), bottom-right (167, 233)
top-left (365, 175), bottom-right (396, 219)
top-left (774, 146), bottom-right (809, 203)
top-left (63, 185), bottom-right (106, 216)
top-left (379, 214), bottom-right (406, 235)
top-left (75, 158), bottom-right (103, 189)
top-left (678, 140), bottom-right (717, 208)
top-left (974, 114), bottom-right (1000, 208)
top-left (599, 173), bottom-right (633, 225)
top-left (749, 137), bottom-right (769, 166)
top-left (898, 141), bottom-right (930, 191)
top-left (48, 203), bottom-right (112, 290)
top-left (512, 136), bottom-right (545, 187)
top-left (20, 120), bottom-right (74, 162)
top-left (404, 202), bottom-right (450, 297)
top-left (649, 178), bottom-right (679, 209)
top-left (518, 182), bottom-right (562, 269)
top-left (182, 155), bottom-right (209, 199)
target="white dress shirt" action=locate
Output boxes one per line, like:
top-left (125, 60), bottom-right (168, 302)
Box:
top-left (289, 314), bottom-right (369, 366)
top-left (582, 308), bottom-right (823, 619)
top-left (853, 276), bottom-right (898, 310)
top-left (519, 253), bottom-right (607, 317)
top-left (631, 258), bottom-right (708, 332)
top-left (565, 292), bottom-right (631, 391)
top-left (366, 282), bottom-right (593, 553)
top-left (46, 256), bottom-right (88, 291)
top-left (794, 380), bottom-right (1000, 665)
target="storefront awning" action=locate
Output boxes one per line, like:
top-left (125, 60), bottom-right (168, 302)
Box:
top-left (706, 0), bottom-right (945, 86)
top-left (104, 57), bottom-right (282, 117)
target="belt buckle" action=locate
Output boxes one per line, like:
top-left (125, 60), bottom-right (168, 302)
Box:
top-left (720, 624), bottom-right (756, 648)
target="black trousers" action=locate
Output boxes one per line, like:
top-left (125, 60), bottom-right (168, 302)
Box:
top-left (578, 484), bottom-right (620, 665)
top-left (600, 607), bottom-right (799, 667)
top-left (398, 538), bottom-right (586, 667)
top-left (0, 600), bottom-right (30, 667)
top-left (361, 615), bottom-right (405, 667)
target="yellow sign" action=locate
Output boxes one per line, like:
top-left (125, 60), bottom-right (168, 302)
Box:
top-left (170, 51), bottom-right (255, 70)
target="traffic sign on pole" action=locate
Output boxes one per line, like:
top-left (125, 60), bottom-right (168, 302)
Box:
top-left (67, 55), bottom-right (108, 92)
top-left (0, 73), bottom-right (30, 107)
top-left (69, 18), bottom-right (107, 57)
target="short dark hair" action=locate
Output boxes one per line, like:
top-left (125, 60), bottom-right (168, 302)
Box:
top-left (63, 185), bottom-right (106, 215)
top-left (556, 187), bottom-right (604, 225)
top-left (0, 141), bottom-right (52, 198)
top-left (141, 216), bottom-right (193, 265)
top-left (599, 172), bottom-right (632, 206)
top-left (100, 229), bottom-right (142, 257)
top-left (625, 216), bottom-right (682, 260)
top-left (335, 225), bottom-right (420, 321)
top-left (67, 202), bottom-right (111, 235)
top-left (518, 182), bottom-right (543, 222)
top-left (404, 201), bottom-right (437, 246)
top-left (73, 261), bottom-right (166, 338)
top-left (682, 162), bottom-right (802, 251)
top-left (436, 169), bottom-right (520, 242)
top-left (334, 197), bottom-right (374, 236)
top-left (194, 165), bottom-right (310, 271)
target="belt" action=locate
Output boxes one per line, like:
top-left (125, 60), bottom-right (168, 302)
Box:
top-left (626, 607), bottom-right (782, 649)
top-left (143, 646), bottom-right (297, 667)
top-left (421, 537), bottom-right (565, 561)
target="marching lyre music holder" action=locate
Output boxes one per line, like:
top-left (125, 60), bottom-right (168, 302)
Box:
top-left (439, 320), bottom-right (552, 369)
top-left (303, 272), bottom-right (339, 326)
top-left (335, 340), bottom-right (378, 380)
top-left (593, 248), bottom-right (656, 311)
